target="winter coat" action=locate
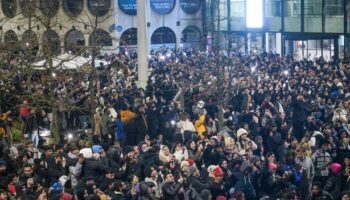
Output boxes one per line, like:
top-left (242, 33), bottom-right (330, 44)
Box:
top-left (262, 172), bottom-right (282, 197)
top-left (67, 151), bottom-right (83, 187)
top-left (94, 112), bottom-right (102, 135)
top-left (312, 150), bottom-right (332, 177)
top-left (161, 181), bottom-right (182, 200)
top-left (233, 161), bottom-right (256, 200)
top-left (194, 115), bottom-right (206, 139)
top-left (82, 158), bottom-right (107, 179)
top-left (101, 113), bottom-right (112, 136)
top-left (295, 156), bottom-right (315, 181)
top-left (187, 176), bottom-right (210, 192)
top-left (134, 112), bottom-right (148, 144)
top-left (311, 191), bottom-right (333, 200)
top-left (209, 178), bottom-right (226, 199)
top-left (146, 107), bottom-right (159, 139)
top-left (324, 174), bottom-right (341, 200)
top-left (46, 156), bottom-right (66, 184)
top-left (115, 119), bottom-right (126, 141)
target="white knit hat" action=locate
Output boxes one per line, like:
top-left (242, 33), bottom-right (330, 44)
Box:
top-left (237, 128), bottom-right (248, 138)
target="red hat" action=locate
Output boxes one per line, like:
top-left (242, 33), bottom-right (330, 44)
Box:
top-left (216, 195), bottom-right (227, 200)
top-left (331, 163), bottom-right (342, 174)
top-left (213, 166), bottom-right (224, 177)
top-left (186, 158), bottom-right (195, 166)
top-left (61, 193), bottom-right (71, 200)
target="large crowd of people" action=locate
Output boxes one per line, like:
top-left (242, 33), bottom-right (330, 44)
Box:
top-left (0, 48), bottom-right (350, 200)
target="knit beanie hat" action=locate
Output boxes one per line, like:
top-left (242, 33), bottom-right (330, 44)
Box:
top-left (331, 163), bottom-right (342, 174)
top-left (213, 166), bottom-right (224, 177)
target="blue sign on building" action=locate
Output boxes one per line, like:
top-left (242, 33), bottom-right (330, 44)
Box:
top-left (180, 0), bottom-right (201, 14)
top-left (150, 0), bottom-right (175, 15)
top-left (118, 0), bottom-right (136, 15)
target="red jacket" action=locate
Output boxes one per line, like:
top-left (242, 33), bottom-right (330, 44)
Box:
top-left (20, 104), bottom-right (29, 117)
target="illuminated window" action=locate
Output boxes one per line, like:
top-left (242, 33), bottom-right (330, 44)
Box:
top-left (246, 0), bottom-right (263, 28)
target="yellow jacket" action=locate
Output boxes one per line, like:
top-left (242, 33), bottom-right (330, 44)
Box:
top-left (0, 112), bottom-right (10, 136)
top-left (195, 114), bottom-right (206, 139)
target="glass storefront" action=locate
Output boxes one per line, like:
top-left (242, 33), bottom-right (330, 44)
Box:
top-left (230, 0), bottom-right (245, 31)
top-left (304, 0), bottom-right (321, 32)
top-left (265, 0), bottom-right (281, 31)
top-left (284, 0), bottom-right (301, 32)
top-left (285, 39), bottom-right (336, 61)
top-left (325, 0), bottom-right (344, 33)
top-left (204, 0), bottom-right (347, 58)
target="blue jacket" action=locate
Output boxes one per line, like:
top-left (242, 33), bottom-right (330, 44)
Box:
top-left (115, 119), bottom-right (126, 141)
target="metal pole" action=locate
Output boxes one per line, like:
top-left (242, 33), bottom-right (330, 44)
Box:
top-left (137, 0), bottom-right (148, 89)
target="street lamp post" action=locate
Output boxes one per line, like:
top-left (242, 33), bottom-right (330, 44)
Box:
top-left (137, 0), bottom-right (148, 89)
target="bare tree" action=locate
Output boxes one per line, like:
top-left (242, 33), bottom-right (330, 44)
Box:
top-left (0, 0), bottom-right (118, 143)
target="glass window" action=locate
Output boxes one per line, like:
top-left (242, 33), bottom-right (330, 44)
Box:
top-left (43, 29), bottom-right (61, 56)
top-left (284, 0), bottom-right (301, 32)
top-left (120, 28), bottom-right (137, 46)
top-left (20, 0), bottom-right (35, 17)
top-left (304, 0), bottom-right (321, 32)
top-left (181, 26), bottom-right (202, 49)
top-left (325, 0), bottom-right (344, 33)
top-left (266, 0), bottom-right (281, 17)
top-left (2, 0), bottom-right (17, 18)
top-left (65, 30), bottom-right (85, 54)
top-left (22, 30), bottom-right (39, 56)
top-left (265, 0), bottom-right (281, 31)
top-left (214, 0), bottom-right (228, 31)
top-left (88, 0), bottom-right (111, 16)
top-left (63, 0), bottom-right (83, 17)
top-left (4, 30), bottom-right (18, 53)
top-left (151, 27), bottom-right (176, 49)
top-left (40, 0), bottom-right (59, 17)
top-left (230, 0), bottom-right (245, 31)
top-left (89, 29), bottom-right (112, 46)
top-left (231, 0), bottom-right (244, 17)
top-left (182, 26), bottom-right (202, 43)
top-left (151, 27), bottom-right (176, 44)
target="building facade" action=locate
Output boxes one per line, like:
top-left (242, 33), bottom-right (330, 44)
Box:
top-left (0, 0), bottom-right (203, 57)
top-left (205, 0), bottom-right (350, 60)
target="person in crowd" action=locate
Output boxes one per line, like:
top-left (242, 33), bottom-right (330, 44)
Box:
top-left (311, 181), bottom-right (333, 200)
top-left (161, 172), bottom-right (184, 200)
top-left (1, 50), bottom-right (350, 199)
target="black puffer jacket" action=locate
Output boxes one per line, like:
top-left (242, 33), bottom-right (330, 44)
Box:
top-left (161, 181), bottom-right (182, 200)
top-left (82, 158), bottom-right (107, 178)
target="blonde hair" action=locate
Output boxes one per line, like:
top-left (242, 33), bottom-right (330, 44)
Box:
top-left (224, 137), bottom-right (235, 148)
